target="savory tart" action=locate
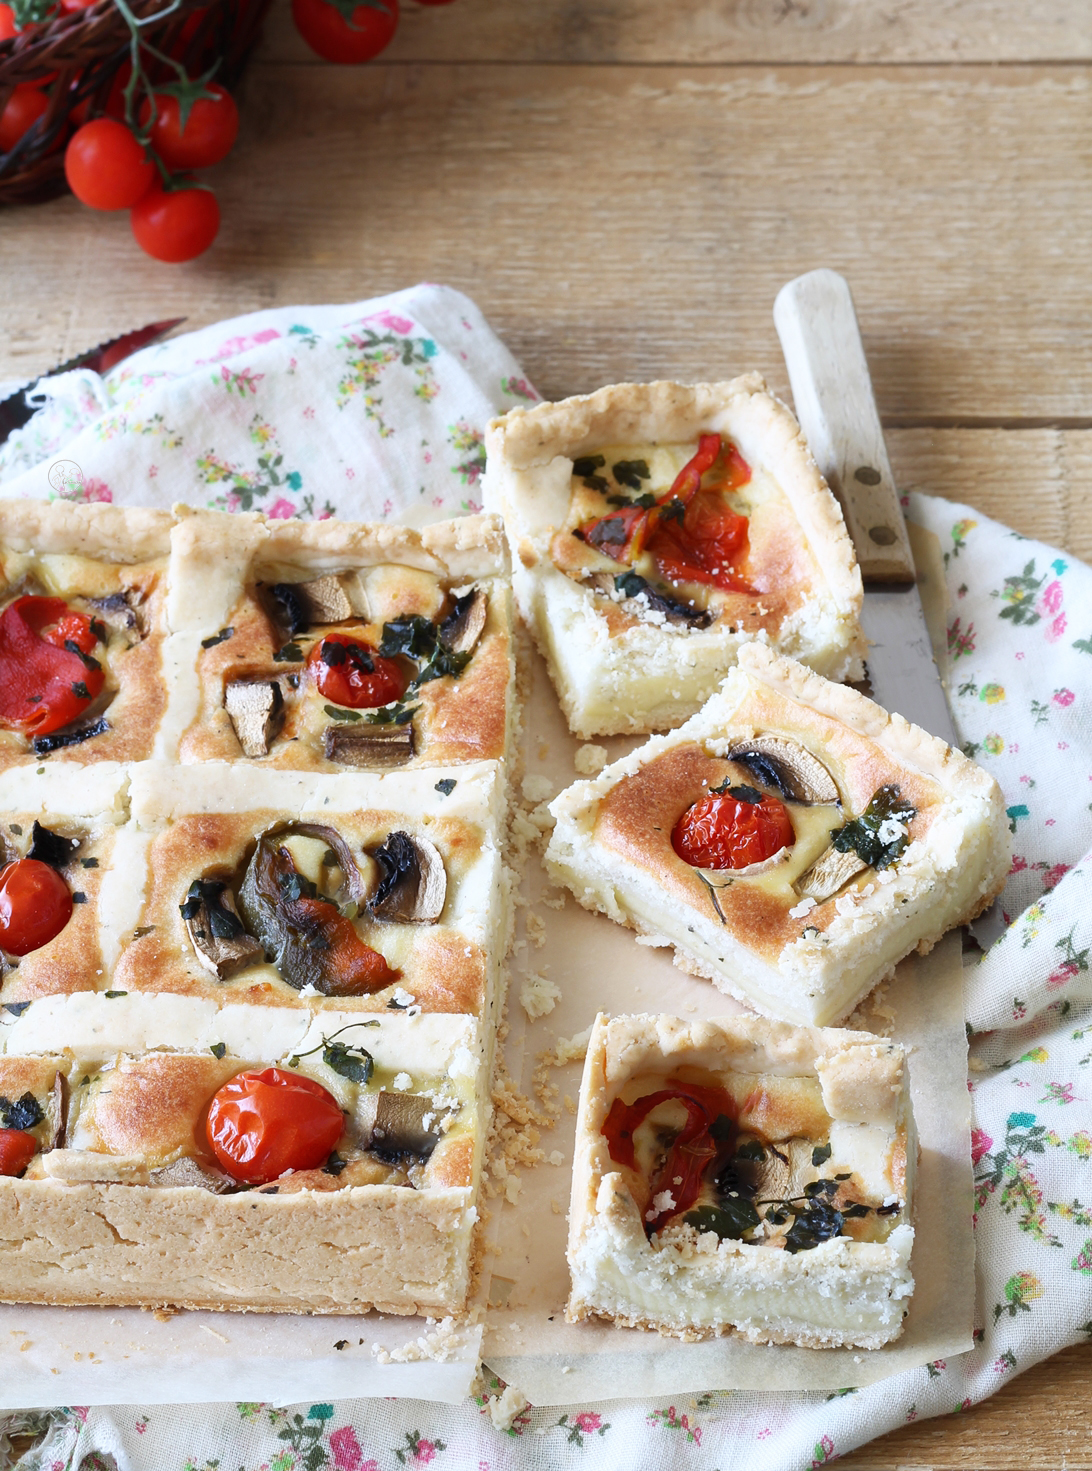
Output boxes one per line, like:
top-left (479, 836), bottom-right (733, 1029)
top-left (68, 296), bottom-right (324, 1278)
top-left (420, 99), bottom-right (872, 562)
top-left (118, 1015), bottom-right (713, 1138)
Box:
top-left (103, 762), bottom-right (509, 1021)
top-left (484, 375), bottom-right (865, 737)
top-left (567, 1012), bottom-right (915, 1348)
top-left (167, 509), bottom-right (515, 771)
top-left (0, 1000), bottom-right (485, 1314)
top-left (0, 502), bottom-right (173, 769)
top-left (546, 643), bottom-right (1009, 1026)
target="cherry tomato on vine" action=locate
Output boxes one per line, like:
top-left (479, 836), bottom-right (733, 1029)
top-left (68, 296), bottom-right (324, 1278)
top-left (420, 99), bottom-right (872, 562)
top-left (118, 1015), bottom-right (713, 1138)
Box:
top-left (672, 789), bottom-right (795, 870)
top-left (0, 1129), bottom-right (39, 1177)
top-left (0, 87), bottom-right (48, 154)
top-left (306, 633), bottom-right (407, 710)
top-left (0, 4), bottom-right (18, 39)
top-left (139, 83), bottom-right (238, 171)
top-left (291, 0), bottom-right (398, 64)
top-left (65, 118), bottom-right (155, 210)
top-left (0, 595), bottom-right (106, 737)
top-left (0, 859), bottom-right (73, 957)
top-left (130, 181), bottom-right (220, 262)
top-left (205, 1068), bottom-right (344, 1184)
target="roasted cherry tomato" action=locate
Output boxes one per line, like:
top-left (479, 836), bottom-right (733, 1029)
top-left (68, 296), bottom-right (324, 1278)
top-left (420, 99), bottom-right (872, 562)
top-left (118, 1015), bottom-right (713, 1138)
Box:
top-left (291, 0), bottom-right (398, 63)
top-left (139, 83), bottom-right (239, 171)
top-left (672, 789), bottom-right (794, 870)
top-left (0, 86), bottom-right (49, 154)
top-left (647, 492), bottom-right (751, 593)
top-left (65, 118), bottom-right (156, 210)
top-left (0, 596), bottom-right (106, 737)
top-left (130, 181), bottom-right (220, 262)
top-left (0, 1129), bottom-right (39, 1177)
top-left (307, 633), bottom-right (408, 709)
top-left (0, 859), bottom-right (73, 956)
top-left (205, 1067), bottom-right (345, 1184)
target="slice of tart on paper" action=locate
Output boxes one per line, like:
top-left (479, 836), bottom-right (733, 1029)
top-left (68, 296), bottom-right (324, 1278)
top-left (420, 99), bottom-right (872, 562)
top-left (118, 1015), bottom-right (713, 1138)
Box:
top-left (0, 502), bottom-right (174, 770)
top-left (0, 1001), bottom-right (485, 1314)
top-left (546, 643), bottom-right (1009, 1027)
top-left (567, 1012), bottom-right (916, 1348)
top-left (484, 375), bottom-right (864, 738)
top-left (166, 509), bottom-right (515, 772)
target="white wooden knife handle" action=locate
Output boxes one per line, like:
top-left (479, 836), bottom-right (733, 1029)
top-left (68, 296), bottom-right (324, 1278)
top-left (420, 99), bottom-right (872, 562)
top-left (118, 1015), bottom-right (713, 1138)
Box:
top-left (774, 269), bottom-right (915, 585)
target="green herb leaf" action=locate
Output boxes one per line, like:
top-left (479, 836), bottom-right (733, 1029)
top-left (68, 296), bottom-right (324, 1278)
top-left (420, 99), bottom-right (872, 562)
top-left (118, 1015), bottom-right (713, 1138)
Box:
top-left (323, 1040), bottom-right (373, 1084)
top-left (201, 627), bottom-right (235, 650)
top-left (434, 778), bottom-right (456, 796)
top-left (71, 681), bottom-right (90, 701)
top-left (611, 458), bottom-right (651, 490)
top-left (572, 455), bottom-right (605, 478)
top-left (324, 1151), bottom-right (348, 1177)
top-left (812, 1142), bottom-right (833, 1167)
top-left (363, 702), bottom-right (419, 726)
top-left (273, 642), bottom-right (304, 663)
top-left (658, 496), bottom-right (686, 525)
top-left (709, 1113), bottom-right (735, 1143)
top-left (607, 491), bottom-right (657, 509)
top-left (210, 1042), bottom-right (227, 1059)
top-left (736, 1138), bottom-right (767, 1162)
top-left (0, 1091), bottom-right (42, 1130)
top-left (81, 857), bottom-right (99, 869)
top-left (686, 1198), bottom-right (760, 1240)
top-left (64, 639), bottom-right (102, 672)
top-left (830, 784), bottom-right (916, 870)
top-left (104, 990), bottom-right (127, 999)
top-left (379, 615), bottom-right (437, 661)
top-left (324, 703), bottom-right (362, 723)
top-left (783, 1197), bottom-right (845, 1253)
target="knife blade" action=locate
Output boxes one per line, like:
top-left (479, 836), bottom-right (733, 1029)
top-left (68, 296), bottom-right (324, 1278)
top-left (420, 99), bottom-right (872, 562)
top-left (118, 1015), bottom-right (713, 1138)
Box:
top-left (773, 269), bottom-right (958, 748)
top-left (0, 317), bottom-right (186, 445)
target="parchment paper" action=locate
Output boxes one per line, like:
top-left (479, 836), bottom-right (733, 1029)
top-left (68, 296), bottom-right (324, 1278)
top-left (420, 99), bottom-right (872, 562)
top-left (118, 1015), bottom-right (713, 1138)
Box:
top-left (481, 650), bottom-right (976, 1404)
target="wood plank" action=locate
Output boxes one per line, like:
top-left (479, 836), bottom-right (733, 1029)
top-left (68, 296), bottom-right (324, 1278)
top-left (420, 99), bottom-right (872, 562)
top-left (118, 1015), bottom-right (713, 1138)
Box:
top-left (2, 64), bottom-right (1091, 422)
top-left (839, 1342), bottom-right (1092, 1469)
top-left (260, 0), bottom-right (1092, 66)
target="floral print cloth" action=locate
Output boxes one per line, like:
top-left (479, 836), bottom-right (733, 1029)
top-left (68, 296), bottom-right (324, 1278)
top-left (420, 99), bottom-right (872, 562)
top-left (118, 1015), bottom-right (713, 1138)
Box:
top-left (2, 303), bottom-right (1091, 1469)
top-left (0, 286), bottom-right (538, 525)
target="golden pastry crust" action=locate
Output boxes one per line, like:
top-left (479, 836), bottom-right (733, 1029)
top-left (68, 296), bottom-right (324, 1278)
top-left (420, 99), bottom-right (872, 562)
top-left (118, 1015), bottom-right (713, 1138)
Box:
top-left (547, 647), bottom-right (1010, 1026)
top-left (484, 375), bottom-right (865, 737)
top-left (0, 502), bottom-right (172, 563)
top-left (566, 1012), bottom-right (915, 1348)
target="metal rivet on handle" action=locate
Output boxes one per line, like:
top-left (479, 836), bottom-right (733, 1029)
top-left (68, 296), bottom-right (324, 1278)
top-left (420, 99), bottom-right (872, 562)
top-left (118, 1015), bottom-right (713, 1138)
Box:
top-left (855, 466), bottom-right (882, 485)
top-left (869, 525), bottom-right (897, 545)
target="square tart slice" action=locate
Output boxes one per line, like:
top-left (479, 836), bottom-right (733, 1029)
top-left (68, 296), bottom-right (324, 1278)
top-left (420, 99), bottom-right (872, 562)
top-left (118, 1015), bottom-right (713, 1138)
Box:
top-left (0, 1002), bottom-right (485, 1314)
top-left (546, 643), bottom-right (1009, 1027)
top-left (0, 502), bottom-right (174, 770)
top-left (0, 763), bottom-right (128, 1007)
top-left (484, 374), bottom-right (864, 738)
top-left (103, 762), bottom-right (509, 1022)
top-left (567, 1012), bottom-right (916, 1348)
top-left (165, 508), bottom-right (515, 772)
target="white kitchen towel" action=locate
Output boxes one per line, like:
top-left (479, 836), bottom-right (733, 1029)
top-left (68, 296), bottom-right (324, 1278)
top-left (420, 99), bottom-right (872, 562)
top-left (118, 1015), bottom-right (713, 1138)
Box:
top-left (2, 298), bottom-right (1091, 1471)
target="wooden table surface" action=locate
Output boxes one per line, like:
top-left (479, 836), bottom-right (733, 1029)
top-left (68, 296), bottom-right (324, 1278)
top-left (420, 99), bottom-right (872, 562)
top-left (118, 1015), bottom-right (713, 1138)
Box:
top-left (3, 1), bottom-right (1092, 1462)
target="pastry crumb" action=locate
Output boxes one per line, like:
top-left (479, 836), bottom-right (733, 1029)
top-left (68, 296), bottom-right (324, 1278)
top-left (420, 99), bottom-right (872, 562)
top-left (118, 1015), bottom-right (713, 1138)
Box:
top-left (521, 774), bottom-right (556, 804)
top-left (487, 1382), bottom-right (530, 1431)
top-left (520, 973), bottom-right (561, 1020)
top-left (574, 743), bottom-right (608, 776)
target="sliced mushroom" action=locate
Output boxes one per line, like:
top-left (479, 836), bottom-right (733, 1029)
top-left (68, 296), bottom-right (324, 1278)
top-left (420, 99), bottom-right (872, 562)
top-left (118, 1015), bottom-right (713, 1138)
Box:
top-left (611, 571), bottom-right (713, 629)
top-left (27, 820), bottom-right (79, 869)
top-left (324, 723), bottom-right (415, 770)
top-left (368, 831), bottom-right (446, 924)
top-left (358, 1091), bottom-right (444, 1160)
top-left (32, 716), bottom-right (109, 756)
top-left (438, 586), bottom-right (487, 655)
top-left (268, 575), bottom-right (366, 634)
top-left (181, 880), bottom-right (265, 980)
top-left (47, 1071), bottom-right (68, 1152)
top-left (794, 844), bottom-right (868, 904)
top-left (730, 1137), bottom-right (815, 1206)
top-left (149, 1156), bottom-right (234, 1193)
top-left (296, 574), bottom-right (355, 624)
top-left (86, 591), bottom-right (140, 633)
top-left (725, 736), bottom-right (840, 806)
top-left (225, 680), bottom-right (284, 758)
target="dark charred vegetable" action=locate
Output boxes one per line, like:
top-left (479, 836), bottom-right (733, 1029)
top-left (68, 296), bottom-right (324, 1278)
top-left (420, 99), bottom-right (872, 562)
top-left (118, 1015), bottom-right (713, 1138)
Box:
top-left (32, 716), bottom-right (109, 755)
top-left (359, 1090), bottom-right (444, 1161)
top-left (0, 1091), bottom-right (42, 1131)
top-left (612, 571), bottom-right (713, 628)
top-left (86, 591), bottom-right (139, 633)
top-left (369, 831), bottom-right (447, 924)
top-left (267, 583), bottom-right (308, 636)
top-left (611, 458), bottom-right (651, 490)
top-left (26, 821), bottom-right (78, 869)
top-left (238, 825), bottom-right (397, 996)
top-left (180, 879), bottom-right (264, 981)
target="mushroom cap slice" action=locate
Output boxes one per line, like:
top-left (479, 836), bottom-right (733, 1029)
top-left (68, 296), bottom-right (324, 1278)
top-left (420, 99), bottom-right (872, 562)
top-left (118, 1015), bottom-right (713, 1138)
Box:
top-left (794, 844), bottom-right (868, 903)
top-left (47, 1070), bottom-right (68, 1152)
top-left (368, 831), bottom-right (447, 924)
top-left (438, 586), bottom-right (488, 655)
top-left (225, 680), bottom-right (284, 758)
top-left (324, 723), bottom-right (415, 770)
top-left (182, 881), bottom-right (265, 981)
top-left (149, 1156), bottom-right (234, 1193)
top-left (358, 1090), bottom-right (444, 1160)
top-left (725, 735), bottom-right (840, 806)
top-left (295, 574), bottom-right (355, 625)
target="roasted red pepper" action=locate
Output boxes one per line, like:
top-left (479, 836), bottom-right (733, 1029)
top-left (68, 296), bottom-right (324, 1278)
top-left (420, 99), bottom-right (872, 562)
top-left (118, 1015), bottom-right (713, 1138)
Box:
top-left (673, 788), bottom-right (795, 870)
top-left (0, 596), bottom-right (106, 737)
top-left (580, 503), bottom-right (647, 563)
top-left (603, 1081), bottom-right (738, 1235)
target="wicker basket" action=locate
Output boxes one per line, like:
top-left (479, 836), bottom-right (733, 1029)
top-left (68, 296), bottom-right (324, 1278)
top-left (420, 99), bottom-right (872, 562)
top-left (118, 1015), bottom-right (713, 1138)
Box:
top-left (0, 0), bottom-right (271, 206)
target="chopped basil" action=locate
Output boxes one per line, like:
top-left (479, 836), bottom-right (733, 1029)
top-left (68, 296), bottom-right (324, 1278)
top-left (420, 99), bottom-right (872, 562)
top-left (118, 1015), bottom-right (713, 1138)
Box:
top-left (201, 627), bottom-right (234, 649)
top-left (273, 642), bottom-right (304, 663)
top-left (685, 1198), bottom-right (761, 1240)
top-left (81, 857), bottom-right (99, 869)
top-left (323, 703), bottom-right (362, 723)
top-left (104, 990), bottom-right (127, 999)
top-left (2, 1002), bottom-right (30, 1017)
top-left (378, 615), bottom-right (436, 661)
top-left (64, 639), bottom-right (101, 671)
top-left (611, 458), bottom-right (651, 490)
top-left (812, 1141), bottom-right (833, 1167)
top-left (322, 1040), bottom-right (374, 1084)
top-left (607, 491), bottom-right (656, 509)
top-left (710, 779), bottom-right (763, 804)
top-left (830, 784), bottom-right (916, 870)
top-left (363, 702), bottom-right (419, 727)
top-left (736, 1138), bottom-right (766, 1162)
top-left (324, 1151), bottom-right (348, 1177)
top-left (71, 892), bottom-right (87, 904)
top-left (0, 1091), bottom-right (42, 1130)
top-left (572, 455), bottom-right (605, 478)
top-left (658, 496), bottom-right (686, 525)
top-left (71, 681), bottom-right (90, 701)
top-left (210, 1042), bottom-right (227, 1059)
top-left (434, 778), bottom-right (457, 796)
top-left (8, 825), bottom-right (20, 836)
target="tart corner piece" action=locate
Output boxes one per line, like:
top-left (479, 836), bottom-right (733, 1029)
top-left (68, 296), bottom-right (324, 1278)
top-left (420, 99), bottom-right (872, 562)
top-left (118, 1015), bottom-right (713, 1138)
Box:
top-left (546, 644), bottom-right (1010, 1026)
top-left (566, 1012), bottom-right (916, 1348)
top-left (484, 375), bottom-right (864, 738)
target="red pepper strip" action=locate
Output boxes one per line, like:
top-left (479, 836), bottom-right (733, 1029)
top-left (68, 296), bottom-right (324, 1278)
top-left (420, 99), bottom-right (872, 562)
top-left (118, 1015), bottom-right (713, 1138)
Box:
top-left (282, 894), bottom-right (399, 995)
top-left (603, 1082), bottom-right (738, 1235)
top-left (0, 596), bottom-right (106, 736)
top-left (662, 433), bottom-right (724, 509)
top-left (580, 503), bottom-right (647, 563)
